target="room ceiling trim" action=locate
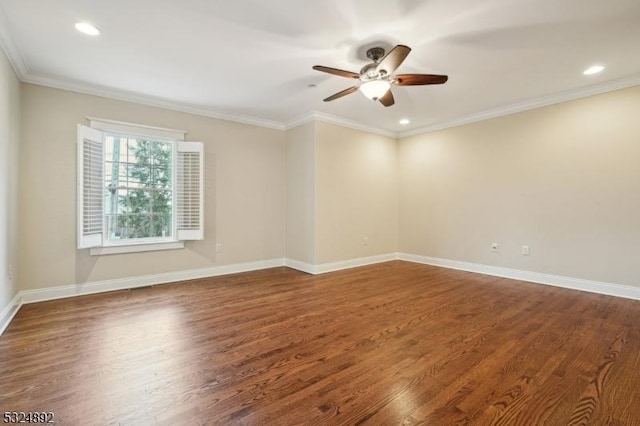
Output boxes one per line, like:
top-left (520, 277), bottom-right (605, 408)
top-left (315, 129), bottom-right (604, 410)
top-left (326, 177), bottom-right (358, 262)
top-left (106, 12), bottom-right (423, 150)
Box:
top-left (21, 72), bottom-right (286, 131)
top-left (18, 67), bottom-right (640, 139)
top-left (284, 111), bottom-right (397, 138)
top-left (1, 11), bottom-right (638, 140)
top-left (399, 73), bottom-right (640, 138)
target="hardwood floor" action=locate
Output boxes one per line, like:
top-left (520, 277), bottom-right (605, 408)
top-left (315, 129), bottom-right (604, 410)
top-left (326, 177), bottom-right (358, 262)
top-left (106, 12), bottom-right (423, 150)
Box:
top-left (1, 261), bottom-right (640, 425)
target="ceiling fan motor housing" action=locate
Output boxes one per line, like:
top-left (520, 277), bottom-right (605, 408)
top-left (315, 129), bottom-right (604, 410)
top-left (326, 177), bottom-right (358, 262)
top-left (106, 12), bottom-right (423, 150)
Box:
top-left (361, 47), bottom-right (388, 79)
top-left (366, 47), bottom-right (386, 62)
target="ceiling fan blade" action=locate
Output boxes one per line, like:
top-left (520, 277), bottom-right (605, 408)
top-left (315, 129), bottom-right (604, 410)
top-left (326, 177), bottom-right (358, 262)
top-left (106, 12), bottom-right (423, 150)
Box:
top-left (323, 86), bottom-right (358, 102)
top-left (395, 74), bottom-right (449, 86)
top-left (378, 90), bottom-right (394, 107)
top-left (312, 65), bottom-right (360, 79)
top-left (376, 45), bottom-right (411, 75)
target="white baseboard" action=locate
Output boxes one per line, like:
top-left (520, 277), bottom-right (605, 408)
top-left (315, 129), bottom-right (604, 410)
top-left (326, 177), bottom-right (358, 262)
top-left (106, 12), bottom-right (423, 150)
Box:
top-left (0, 292), bottom-right (23, 336)
top-left (284, 258), bottom-right (316, 274)
top-left (19, 258), bottom-right (286, 304)
top-left (3, 252), bottom-right (638, 337)
top-left (1, 258), bottom-right (287, 336)
top-left (314, 253), bottom-right (399, 274)
top-left (399, 253), bottom-right (640, 301)
top-left (285, 253), bottom-right (399, 275)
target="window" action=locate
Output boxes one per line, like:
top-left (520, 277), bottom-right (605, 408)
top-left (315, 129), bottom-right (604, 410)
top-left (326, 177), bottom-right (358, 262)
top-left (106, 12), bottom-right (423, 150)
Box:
top-left (105, 136), bottom-right (173, 241)
top-left (77, 119), bottom-right (203, 254)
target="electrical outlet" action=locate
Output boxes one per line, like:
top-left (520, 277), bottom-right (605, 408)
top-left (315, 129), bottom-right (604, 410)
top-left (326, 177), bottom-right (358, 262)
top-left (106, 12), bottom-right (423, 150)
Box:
top-left (363, 237), bottom-right (369, 246)
top-left (521, 245), bottom-right (530, 256)
top-left (491, 243), bottom-right (498, 252)
top-left (216, 243), bottom-right (223, 253)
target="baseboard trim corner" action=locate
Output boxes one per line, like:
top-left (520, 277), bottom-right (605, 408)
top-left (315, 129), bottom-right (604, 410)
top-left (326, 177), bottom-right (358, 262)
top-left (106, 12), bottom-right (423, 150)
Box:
top-left (0, 292), bottom-right (23, 336)
top-left (284, 258), bottom-right (317, 274)
top-left (285, 253), bottom-right (400, 275)
top-left (313, 253), bottom-right (399, 274)
top-left (398, 253), bottom-right (640, 301)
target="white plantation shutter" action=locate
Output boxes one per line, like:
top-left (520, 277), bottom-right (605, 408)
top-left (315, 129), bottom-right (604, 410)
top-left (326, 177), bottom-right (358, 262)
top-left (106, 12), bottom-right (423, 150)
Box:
top-left (77, 125), bottom-right (104, 248)
top-left (176, 141), bottom-right (204, 240)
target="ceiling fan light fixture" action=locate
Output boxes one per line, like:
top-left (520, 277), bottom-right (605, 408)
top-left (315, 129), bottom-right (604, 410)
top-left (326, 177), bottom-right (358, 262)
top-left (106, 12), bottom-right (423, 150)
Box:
top-left (360, 80), bottom-right (391, 101)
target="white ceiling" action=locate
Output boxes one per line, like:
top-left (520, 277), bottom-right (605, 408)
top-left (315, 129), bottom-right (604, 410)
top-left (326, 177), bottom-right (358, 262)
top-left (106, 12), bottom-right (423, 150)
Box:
top-left (1, 0), bottom-right (639, 135)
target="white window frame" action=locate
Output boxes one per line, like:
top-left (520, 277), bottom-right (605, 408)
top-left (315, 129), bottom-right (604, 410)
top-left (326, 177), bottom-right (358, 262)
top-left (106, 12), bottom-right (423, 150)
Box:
top-left (78, 118), bottom-right (204, 255)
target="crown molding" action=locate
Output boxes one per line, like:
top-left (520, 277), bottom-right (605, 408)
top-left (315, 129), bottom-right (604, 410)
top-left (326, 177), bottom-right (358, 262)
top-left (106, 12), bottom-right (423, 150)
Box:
top-left (284, 111), bottom-right (317, 130)
top-left (285, 111), bottom-right (397, 138)
top-left (3, 8), bottom-right (639, 139)
top-left (22, 73), bottom-right (286, 131)
top-left (399, 73), bottom-right (640, 138)
top-left (313, 112), bottom-right (398, 138)
top-left (15, 69), bottom-right (640, 140)
top-left (24, 67), bottom-right (639, 140)
top-left (0, 3), bottom-right (27, 78)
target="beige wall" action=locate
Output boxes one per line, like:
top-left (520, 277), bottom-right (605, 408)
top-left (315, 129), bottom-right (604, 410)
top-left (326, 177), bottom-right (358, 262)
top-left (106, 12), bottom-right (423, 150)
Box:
top-left (399, 86), bottom-right (640, 286)
top-left (285, 122), bottom-right (316, 263)
top-left (0, 48), bottom-right (20, 314)
top-left (19, 84), bottom-right (285, 290)
top-left (13, 78), bottom-right (640, 294)
top-left (315, 122), bottom-right (398, 264)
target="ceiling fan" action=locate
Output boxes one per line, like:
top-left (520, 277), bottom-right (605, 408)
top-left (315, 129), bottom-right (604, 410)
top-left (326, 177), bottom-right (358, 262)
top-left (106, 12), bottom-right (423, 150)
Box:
top-left (312, 45), bottom-right (448, 107)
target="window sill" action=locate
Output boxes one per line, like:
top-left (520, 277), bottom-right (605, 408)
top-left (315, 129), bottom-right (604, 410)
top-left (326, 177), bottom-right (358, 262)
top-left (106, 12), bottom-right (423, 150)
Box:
top-left (90, 241), bottom-right (185, 256)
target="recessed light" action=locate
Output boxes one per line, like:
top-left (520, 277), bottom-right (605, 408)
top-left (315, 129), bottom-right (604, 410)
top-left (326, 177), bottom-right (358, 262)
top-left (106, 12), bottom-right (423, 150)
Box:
top-left (583, 65), bottom-right (604, 75)
top-left (399, 118), bottom-right (410, 125)
top-left (75, 22), bottom-right (100, 36)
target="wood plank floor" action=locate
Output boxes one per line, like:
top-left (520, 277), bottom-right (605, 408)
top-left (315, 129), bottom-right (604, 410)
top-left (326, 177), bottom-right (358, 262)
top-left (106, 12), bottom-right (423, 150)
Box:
top-left (1, 261), bottom-right (640, 425)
